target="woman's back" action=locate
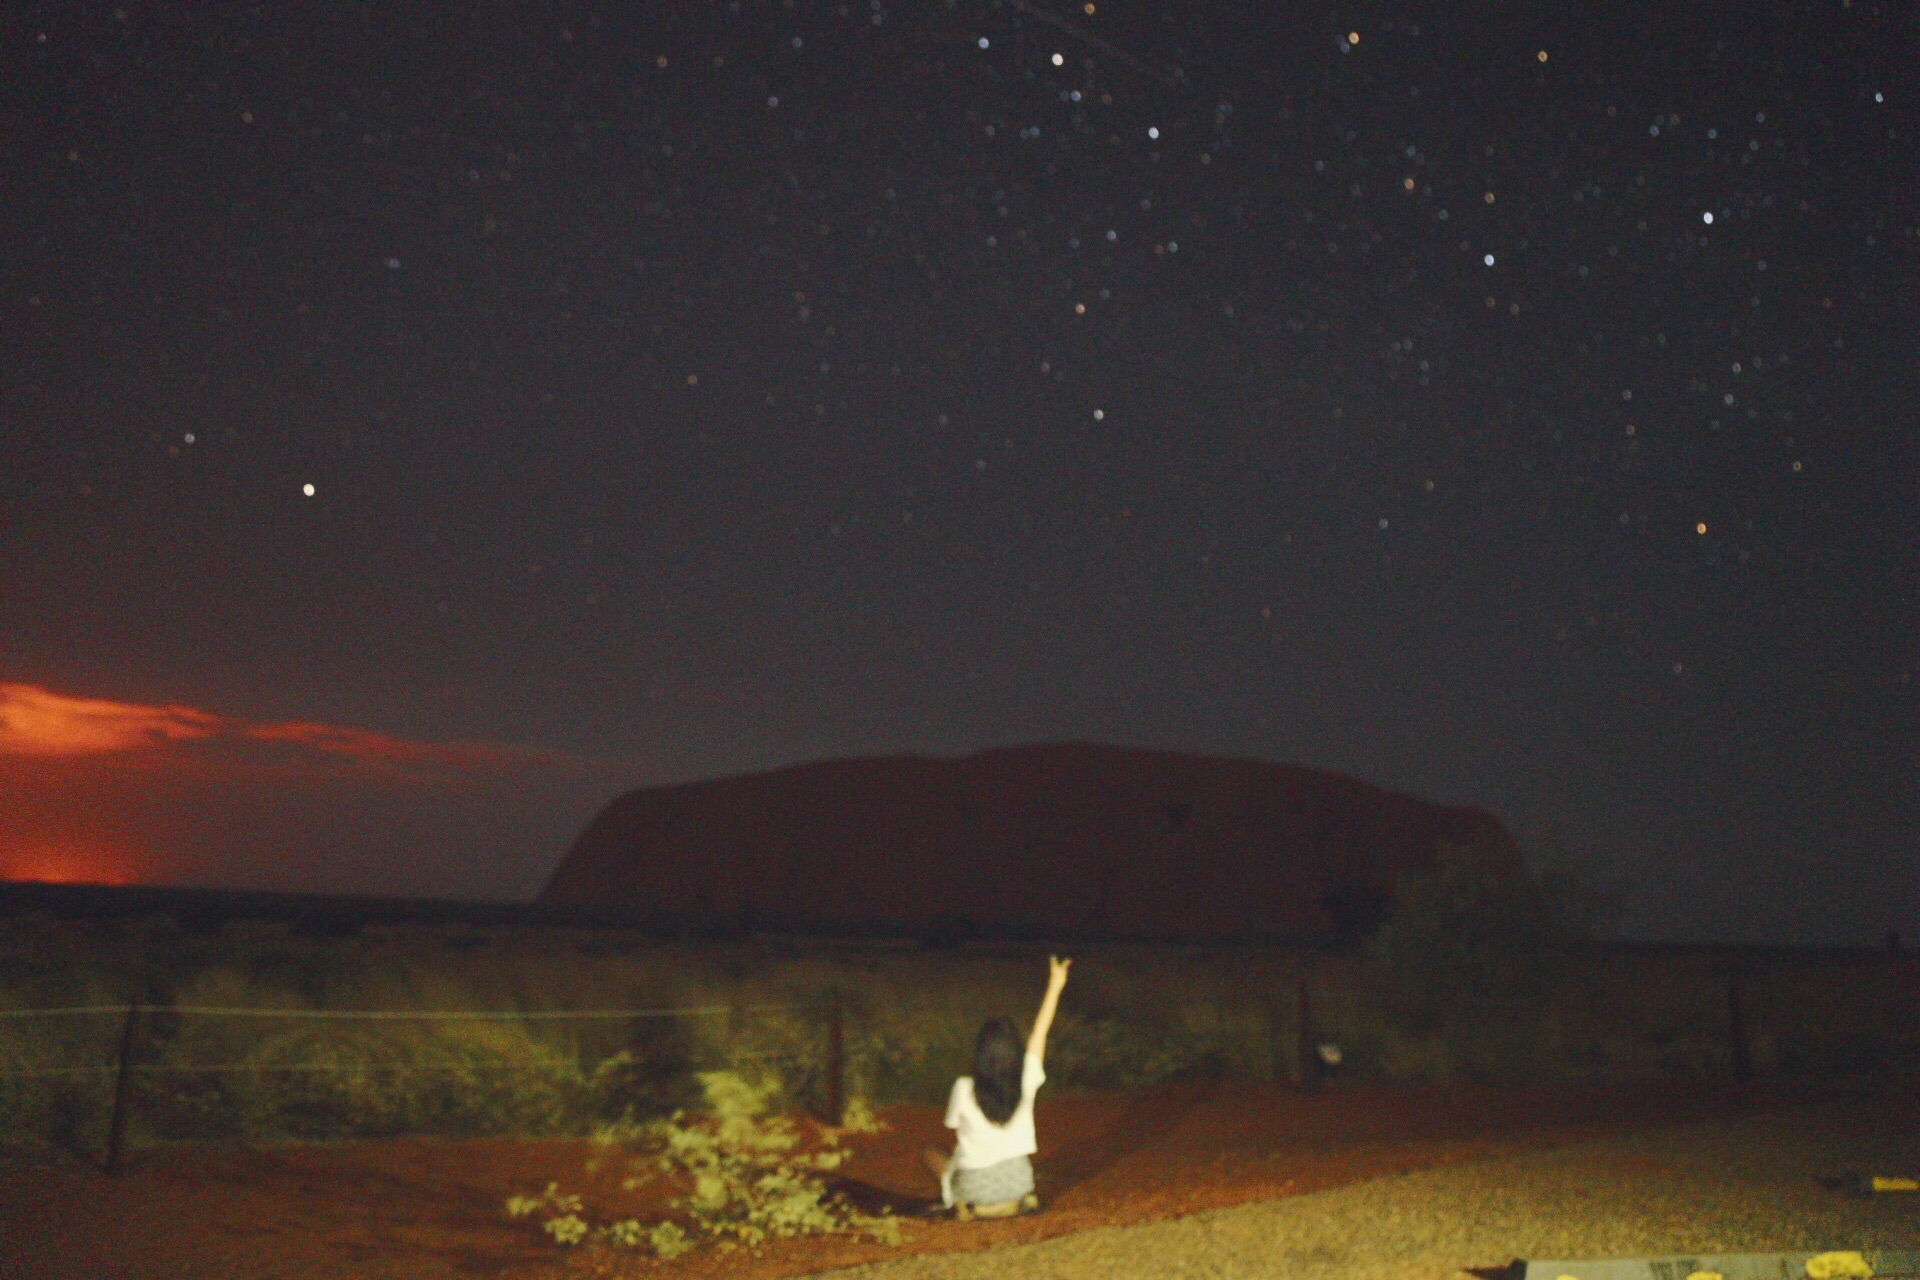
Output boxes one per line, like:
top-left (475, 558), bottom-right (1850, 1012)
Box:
top-left (946, 1049), bottom-right (1046, 1170)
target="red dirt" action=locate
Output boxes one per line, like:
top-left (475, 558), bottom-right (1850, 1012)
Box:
top-left (0, 1080), bottom-right (1770, 1280)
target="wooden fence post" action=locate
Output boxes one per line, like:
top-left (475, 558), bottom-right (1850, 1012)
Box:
top-left (1296, 971), bottom-right (1320, 1092)
top-left (1727, 982), bottom-right (1753, 1083)
top-left (103, 1001), bottom-right (141, 1174)
top-left (825, 991), bottom-right (844, 1127)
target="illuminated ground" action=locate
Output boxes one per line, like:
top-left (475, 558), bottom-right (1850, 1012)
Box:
top-left (0, 1083), bottom-right (1911, 1279)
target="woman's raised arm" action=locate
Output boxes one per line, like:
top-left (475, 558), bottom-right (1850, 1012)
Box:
top-left (1026, 955), bottom-right (1071, 1063)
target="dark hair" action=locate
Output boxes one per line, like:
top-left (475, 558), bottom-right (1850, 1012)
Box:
top-left (971, 1016), bottom-right (1023, 1125)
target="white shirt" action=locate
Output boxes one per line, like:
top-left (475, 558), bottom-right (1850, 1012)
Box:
top-left (945, 1050), bottom-right (1046, 1170)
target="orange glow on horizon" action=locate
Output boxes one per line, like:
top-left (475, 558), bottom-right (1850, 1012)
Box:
top-left (0, 684), bottom-right (638, 898)
top-left (0, 838), bottom-right (142, 886)
top-left (0, 683), bottom-right (629, 894)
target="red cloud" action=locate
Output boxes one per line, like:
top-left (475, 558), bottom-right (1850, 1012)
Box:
top-left (0, 684), bottom-right (580, 784)
top-left (0, 684), bottom-right (222, 756)
top-left (0, 684), bottom-right (644, 893)
top-left (240, 720), bottom-right (575, 781)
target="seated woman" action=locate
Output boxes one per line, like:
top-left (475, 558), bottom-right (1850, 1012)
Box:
top-left (924, 955), bottom-right (1070, 1219)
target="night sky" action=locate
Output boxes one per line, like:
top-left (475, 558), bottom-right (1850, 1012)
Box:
top-left (2, 0), bottom-right (1912, 945)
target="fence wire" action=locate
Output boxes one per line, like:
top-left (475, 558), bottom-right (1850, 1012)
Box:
top-left (0, 1001), bottom-right (814, 1080)
top-left (1, 996), bottom-right (847, 1165)
top-left (0, 1001), bottom-right (799, 1021)
top-left (0, 1052), bottom-right (808, 1081)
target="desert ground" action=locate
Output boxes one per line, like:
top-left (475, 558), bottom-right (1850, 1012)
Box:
top-left (2, 1079), bottom-right (1914, 1280)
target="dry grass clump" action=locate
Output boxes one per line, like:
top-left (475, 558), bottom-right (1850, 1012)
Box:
top-left (507, 1068), bottom-right (902, 1260)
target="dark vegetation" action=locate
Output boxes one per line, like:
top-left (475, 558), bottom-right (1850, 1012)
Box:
top-left (1, 855), bottom-right (1914, 1161)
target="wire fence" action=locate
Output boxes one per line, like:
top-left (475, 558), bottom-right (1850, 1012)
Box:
top-left (0, 996), bottom-right (848, 1170)
top-left (0, 1000), bottom-right (817, 1026)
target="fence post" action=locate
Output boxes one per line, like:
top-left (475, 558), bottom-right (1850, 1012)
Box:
top-left (1727, 982), bottom-right (1753, 1083)
top-left (103, 1002), bottom-right (141, 1174)
top-left (1296, 970), bottom-right (1320, 1092)
top-left (824, 991), bottom-right (844, 1127)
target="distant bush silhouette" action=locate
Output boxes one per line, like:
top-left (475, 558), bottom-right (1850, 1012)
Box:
top-left (1364, 840), bottom-right (1607, 1076)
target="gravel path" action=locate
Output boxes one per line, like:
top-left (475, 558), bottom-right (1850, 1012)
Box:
top-left (811, 1099), bottom-right (1920, 1280)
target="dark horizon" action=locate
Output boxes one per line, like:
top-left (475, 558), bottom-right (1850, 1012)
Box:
top-left (2, 875), bottom-right (1908, 964)
top-left (3, 0), bottom-right (1913, 947)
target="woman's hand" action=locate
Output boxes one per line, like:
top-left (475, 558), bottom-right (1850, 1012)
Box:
top-left (1031, 956), bottom-right (1071, 1061)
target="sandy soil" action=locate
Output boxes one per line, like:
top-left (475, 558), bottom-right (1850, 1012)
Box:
top-left (0, 1081), bottom-right (1871, 1280)
top-left (821, 1095), bottom-right (1920, 1280)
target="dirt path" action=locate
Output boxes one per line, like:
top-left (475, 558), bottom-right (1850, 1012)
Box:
top-left (0, 1083), bottom-right (1894, 1280)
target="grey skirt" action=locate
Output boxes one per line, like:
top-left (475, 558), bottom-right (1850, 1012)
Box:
top-left (951, 1155), bottom-right (1034, 1206)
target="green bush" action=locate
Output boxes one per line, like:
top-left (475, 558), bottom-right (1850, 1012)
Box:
top-left (0, 1015), bottom-right (61, 1146)
top-left (1363, 841), bottom-right (1602, 1080)
top-left (1047, 1010), bottom-right (1197, 1088)
top-left (0, 970), bottom-right (130, 1152)
top-left (124, 963), bottom-right (610, 1141)
top-left (512, 1068), bottom-right (902, 1259)
top-left (225, 1019), bottom-right (588, 1140)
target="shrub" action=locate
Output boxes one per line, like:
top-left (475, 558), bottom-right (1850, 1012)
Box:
top-left (131, 966), bottom-right (596, 1142)
top-left (225, 1018), bottom-right (589, 1140)
top-left (0, 973), bottom-right (129, 1152)
top-left (512, 1068), bottom-right (903, 1258)
top-left (0, 1015), bottom-right (61, 1146)
top-left (1046, 1010), bottom-right (1191, 1088)
top-left (1364, 840), bottom-right (1602, 1078)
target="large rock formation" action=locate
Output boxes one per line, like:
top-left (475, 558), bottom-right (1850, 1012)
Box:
top-left (542, 742), bottom-right (1519, 942)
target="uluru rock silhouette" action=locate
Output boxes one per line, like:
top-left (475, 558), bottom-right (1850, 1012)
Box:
top-left (541, 742), bottom-right (1519, 943)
